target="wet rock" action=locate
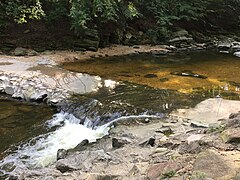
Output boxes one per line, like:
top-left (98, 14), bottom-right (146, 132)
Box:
top-left (112, 137), bottom-right (131, 148)
top-left (233, 51), bottom-right (240, 57)
top-left (144, 74), bottom-right (158, 78)
top-left (159, 78), bottom-right (169, 82)
top-left (230, 42), bottom-right (240, 53)
top-left (73, 139), bottom-right (89, 151)
top-left (139, 137), bottom-right (155, 147)
top-left (170, 70), bottom-right (207, 79)
top-left (57, 149), bottom-right (68, 160)
top-left (193, 150), bottom-right (232, 179)
top-left (221, 127), bottom-right (240, 143)
top-left (218, 43), bottom-right (231, 52)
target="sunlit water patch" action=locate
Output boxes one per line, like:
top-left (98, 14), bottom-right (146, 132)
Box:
top-left (62, 51), bottom-right (240, 93)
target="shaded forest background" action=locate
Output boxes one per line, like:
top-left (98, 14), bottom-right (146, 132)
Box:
top-left (0, 0), bottom-right (240, 51)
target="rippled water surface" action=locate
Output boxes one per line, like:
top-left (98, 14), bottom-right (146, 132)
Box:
top-left (1, 51), bottom-right (240, 177)
top-left (0, 97), bottom-right (55, 157)
top-left (62, 51), bottom-right (240, 93)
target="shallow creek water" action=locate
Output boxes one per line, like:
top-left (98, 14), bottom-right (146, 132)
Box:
top-left (62, 51), bottom-right (240, 93)
top-left (0, 51), bottom-right (240, 177)
top-left (0, 96), bottom-right (55, 157)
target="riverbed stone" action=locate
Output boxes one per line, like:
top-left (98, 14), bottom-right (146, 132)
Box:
top-left (139, 137), bottom-right (155, 147)
top-left (57, 149), bottom-right (68, 160)
top-left (221, 127), bottom-right (240, 143)
top-left (5, 86), bottom-right (14, 95)
top-left (112, 137), bottom-right (131, 148)
top-left (12, 47), bottom-right (27, 56)
top-left (193, 150), bottom-right (232, 179)
top-left (233, 51), bottom-right (240, 57)
top-left (147, 157), bottom-right (189, 179)
top-left (178, 141), bottom-right (206, 154)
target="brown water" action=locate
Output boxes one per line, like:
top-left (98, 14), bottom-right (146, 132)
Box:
top-left (0, 51), bottom-right (240, 177)
top-left (62, 51), bottom-right (240, 94)
top-left (0, 96), bottom-right (55, 158)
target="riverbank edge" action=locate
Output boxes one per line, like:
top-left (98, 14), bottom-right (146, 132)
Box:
top-left (1, 43), bottom-right (240, 179)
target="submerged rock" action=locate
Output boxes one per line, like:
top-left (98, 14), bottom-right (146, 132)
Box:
top-left (144, 74), bottom-right (158, 78)
top-left (170, 70), bottom-right (207, 79)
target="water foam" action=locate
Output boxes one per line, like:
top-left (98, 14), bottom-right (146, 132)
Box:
top-left (0, 112), bottom-right (110, 175)
top-left (0, 112), bottom-right (164, 176)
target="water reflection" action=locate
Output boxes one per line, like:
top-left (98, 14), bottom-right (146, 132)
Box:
top-left (0, 97), bottom-right (55, 157)
top-left (62, 51), bottom-right (240, 93)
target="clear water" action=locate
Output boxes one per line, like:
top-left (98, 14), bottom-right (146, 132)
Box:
top-left (62, 51), bottom-right (240, 93)
top-left (1, 51), bottom-right (240, 177)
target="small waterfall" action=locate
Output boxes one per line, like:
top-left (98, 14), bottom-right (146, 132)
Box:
top-left (0, 112), bottom-right (163, 177)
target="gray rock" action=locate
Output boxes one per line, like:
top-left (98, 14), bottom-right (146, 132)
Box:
top-left (233, 51), bottom-right (240, 57)
top-left (169, 37), bottom-right (194, 43)
top-left (226, 111), bottom-right (240, 128)
top-left (73, 139), bottom-right (89, 151)
top-left (112, 137), bottom-right (131, 149)
top-left (139, 137), bottom-right (155, 147)
top-left (218, 43), bottom-right (231, 52)
top-left (178, 141), bottom-right (206, 154)
top-left (155, 126), bottom-right (173, 135)
top-left (230, 42), bottom-right (240, 53)
top-left (170, 70), bottom-right (207, 79)
top-left (221, 127), bottom-right (240, 143)
top-left (172, 29), bottom-right (190, 38)
top-left (56, 160), bottom-right (78, 173)
top-left (144, 74), bottom-right (158, 78)
top-left (12, 47), bottom-right (27, 56)
top-left (57, 149), bottom-right (68, 160)
top-left (147, 157), bottom-right (190, 179)
top-left (5, 86), bottom-right (14, 95)
top-left (26, 49), bottom-right (38, 56)
top-left (56, 150), bottom-right (111, 173)
top-left (193, 150), bottom-right (232, 179)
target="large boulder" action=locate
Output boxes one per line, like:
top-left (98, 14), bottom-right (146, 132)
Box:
top-left (193, 150), bottom-right (233, 179)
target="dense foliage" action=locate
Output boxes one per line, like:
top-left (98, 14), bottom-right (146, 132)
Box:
top-left (0, 0), bottom-right (240, 41)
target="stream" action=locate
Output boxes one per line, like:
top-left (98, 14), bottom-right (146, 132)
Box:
top-left (0, 51), bottom-right (240, 177)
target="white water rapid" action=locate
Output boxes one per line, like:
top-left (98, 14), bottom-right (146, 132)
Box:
top-left (0, 112), bottom-right (162, 176)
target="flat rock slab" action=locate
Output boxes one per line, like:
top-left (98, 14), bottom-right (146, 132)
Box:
top-left (0, 57), bottom-right (117, 104)
top-left (171, 98), bottom-right (240, 126)
top-left (193, 150), bottom-right (234, 179)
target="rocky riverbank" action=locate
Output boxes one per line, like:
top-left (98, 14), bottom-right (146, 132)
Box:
top-left (0, 42), bottom-right (240, 180)
top-left (7, 108), bottom-right (240, 180)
